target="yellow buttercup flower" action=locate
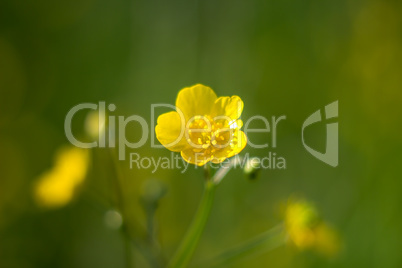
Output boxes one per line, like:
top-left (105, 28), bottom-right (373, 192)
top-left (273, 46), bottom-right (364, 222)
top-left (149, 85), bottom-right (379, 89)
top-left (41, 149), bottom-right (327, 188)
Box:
top-left (284, 199), bottom-right (341, 257)
top-left (34, 146), bottom-right (90, 208)
top-left (156, 84), bottom-right (247, 166)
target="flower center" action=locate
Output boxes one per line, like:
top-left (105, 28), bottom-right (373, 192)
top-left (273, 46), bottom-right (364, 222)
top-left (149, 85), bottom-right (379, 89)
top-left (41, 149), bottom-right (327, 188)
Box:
top-left (186, 115), bottom-right (233, 155)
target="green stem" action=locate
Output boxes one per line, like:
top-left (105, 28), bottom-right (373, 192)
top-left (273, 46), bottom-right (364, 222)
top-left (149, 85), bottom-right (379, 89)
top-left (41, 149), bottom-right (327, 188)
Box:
top-left (108, 149), bottom-right (163, 268)
top-left (195, 225), bottom-right (286, 268)
top-left (122, 228), bottom-right (134, 268)
top-left (212, 156), bottom-right (242, 185)
top-left (168, 172), bottom-right (216, 268)
top-left (108, 149), bottom-right (134, 268)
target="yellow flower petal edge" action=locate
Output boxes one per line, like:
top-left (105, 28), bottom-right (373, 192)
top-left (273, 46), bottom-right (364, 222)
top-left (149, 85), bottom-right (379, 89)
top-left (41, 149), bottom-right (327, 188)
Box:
top-left (155, 84), bottom-right (247, 166)
top-left (155, 111), bottom-right (187, 152)
top-left (211, 95), bottom-right (244, 120)
top-left (175, 84), bottom-right (217, 120)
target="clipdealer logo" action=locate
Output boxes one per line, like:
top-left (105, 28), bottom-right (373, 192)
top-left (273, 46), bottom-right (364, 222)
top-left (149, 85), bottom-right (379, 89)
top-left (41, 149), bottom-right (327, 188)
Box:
top-left (64, 101), bottom-right (339, 170)
top-left (302, 101), bottom-right (338, 167)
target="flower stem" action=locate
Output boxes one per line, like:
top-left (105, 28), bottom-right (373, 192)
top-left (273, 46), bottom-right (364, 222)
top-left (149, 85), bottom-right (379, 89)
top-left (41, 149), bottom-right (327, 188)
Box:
top-left (168, 168), bottom-right (216, 268)
top-left (108, 148), bottom-right (165, 268)
top-left (212, 156), bottom-right (243, 185)
top-left (108, 149), bottom-right (134, 268)
top-left (195, 224), bottom-right (286, 268)
top-left (122, 230), bottom-right (134, 268)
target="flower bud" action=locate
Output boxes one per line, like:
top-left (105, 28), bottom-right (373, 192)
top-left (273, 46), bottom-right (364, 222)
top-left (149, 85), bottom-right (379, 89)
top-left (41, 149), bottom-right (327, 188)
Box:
top-left (243, 157), bottom-right (261, 180)
top-left (104, 209), bottom-right (123, 230)
top-left (140, 179), bottom-right (167, 205)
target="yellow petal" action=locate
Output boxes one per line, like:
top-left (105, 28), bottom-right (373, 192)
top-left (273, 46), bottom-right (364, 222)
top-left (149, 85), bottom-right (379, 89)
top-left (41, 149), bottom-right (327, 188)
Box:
top-left (212, 130), bottom-right (247, 162)
top-left (155, 111), bottom-right (187, 152)
top-left (230, 119), bottom-right (243, 130)
top-left (56, 147), bottom-right (89, 182)
top-left (34, 170), bottom-right (75, 208)
top-left (176, 84), bottom-right (217, 119)
top-left (33, 146), bottom-right (89, 209)
top-left (212, 96), bottom-right (244, 120)
top-left (181, 149), bottom-right (212, 166)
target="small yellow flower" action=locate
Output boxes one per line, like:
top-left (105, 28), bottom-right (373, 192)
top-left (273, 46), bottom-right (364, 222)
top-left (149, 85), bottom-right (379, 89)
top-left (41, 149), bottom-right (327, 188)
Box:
top-left (284, 199), bottom-right (341, 257)
top-left (155, 84), bottom-right (247, 166)
top-left (34, 146), bottom-right (90, 208)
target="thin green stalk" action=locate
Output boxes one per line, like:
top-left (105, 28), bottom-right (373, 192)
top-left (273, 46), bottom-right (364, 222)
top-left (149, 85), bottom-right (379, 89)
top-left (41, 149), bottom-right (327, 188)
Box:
top-left (195, 225), bottom-right (287, 268)
top-left (122, 228), bottom-right (134, 268)
top-left (108, 149), bottom-right (163, 268)
top-left (168, 167), bottom-right (216, 268)
top-left (108, 149), bottom-right (134, 268)
top-left (212, 156), bottom-right (243, 185)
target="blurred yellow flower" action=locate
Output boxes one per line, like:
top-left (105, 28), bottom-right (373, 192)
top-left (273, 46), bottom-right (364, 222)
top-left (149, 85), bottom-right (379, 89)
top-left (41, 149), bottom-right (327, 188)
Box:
top-left (155, 84), bottom-right (247, 166)
top-left (34, 146), bottom-right (90, 208)
top-left (284, 199), bottom-right (341, 257)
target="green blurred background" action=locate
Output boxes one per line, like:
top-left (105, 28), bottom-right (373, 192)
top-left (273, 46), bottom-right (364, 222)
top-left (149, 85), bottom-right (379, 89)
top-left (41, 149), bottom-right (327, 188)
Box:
top-left (1, 0), bottom-right (402, 267)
